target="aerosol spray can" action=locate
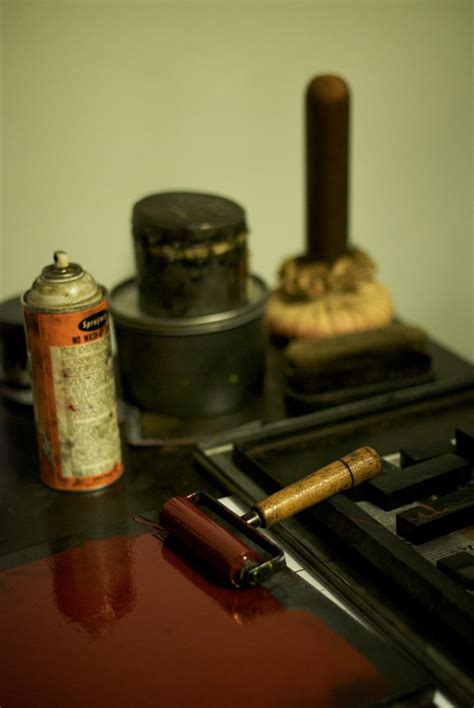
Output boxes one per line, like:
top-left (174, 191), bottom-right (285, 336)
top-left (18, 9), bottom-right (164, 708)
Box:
top-left (22, 251), bottom-right (123, 491)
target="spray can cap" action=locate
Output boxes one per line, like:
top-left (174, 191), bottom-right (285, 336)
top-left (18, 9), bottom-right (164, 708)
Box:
top-left (41, 250), bottom-right (83, 281)
top-left (24, 251), bottom-right (102, 310)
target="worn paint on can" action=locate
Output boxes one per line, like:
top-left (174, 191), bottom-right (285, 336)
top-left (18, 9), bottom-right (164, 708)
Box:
top-left (22, 251), bottom-right (123, 491)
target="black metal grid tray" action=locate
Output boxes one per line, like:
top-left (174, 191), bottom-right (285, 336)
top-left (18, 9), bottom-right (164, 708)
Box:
top-left (194, 382), bottom-right (474, 705)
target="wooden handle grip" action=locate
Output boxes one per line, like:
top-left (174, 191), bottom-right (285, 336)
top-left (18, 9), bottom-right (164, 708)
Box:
top-left (306, 74), bottom-right (349, 263)
top-left (254, 446), bottom-right (381, 528)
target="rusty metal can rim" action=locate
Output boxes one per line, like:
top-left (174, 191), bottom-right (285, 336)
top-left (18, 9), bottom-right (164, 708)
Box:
top-left (21, 286), bottom-right (107, 313)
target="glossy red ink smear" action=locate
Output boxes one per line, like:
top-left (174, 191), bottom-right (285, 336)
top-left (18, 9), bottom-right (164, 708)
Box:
top-left (0, 534), bottom-right (390, 707)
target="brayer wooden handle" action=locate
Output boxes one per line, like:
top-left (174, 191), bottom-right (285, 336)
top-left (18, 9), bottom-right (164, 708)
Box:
top-left (253, 446), bottom-right (381, 528)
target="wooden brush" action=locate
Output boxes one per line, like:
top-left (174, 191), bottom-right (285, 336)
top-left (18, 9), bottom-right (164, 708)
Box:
top-left (266, 75), bottom-right (393, 339)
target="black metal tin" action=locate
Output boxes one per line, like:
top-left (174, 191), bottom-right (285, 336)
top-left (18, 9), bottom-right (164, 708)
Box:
top-left (132, 192), bottom-right (248, 318)
top-left (110, 275), bottom-right (268, 417)
top-left (0, 295), bottom-right (32, 404)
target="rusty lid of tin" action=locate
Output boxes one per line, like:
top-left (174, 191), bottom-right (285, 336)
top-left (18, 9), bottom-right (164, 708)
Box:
top-left (109, 275), bottom-right (268, 336)
top-left (132, 192), bottom-right (247, 246)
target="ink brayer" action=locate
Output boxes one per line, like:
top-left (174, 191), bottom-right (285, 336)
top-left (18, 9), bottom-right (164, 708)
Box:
top-left (160, 446), bottom-right (381, 588)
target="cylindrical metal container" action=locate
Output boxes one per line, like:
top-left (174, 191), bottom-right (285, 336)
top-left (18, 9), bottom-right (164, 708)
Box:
top-left (22, 251), bottom-right (123, 491)
top-left (110, 275), bottom-right (268, 418)
top-left (0, 295), bottom-right (32, 404)
top-left (132, 192), bottom-right (249, 318)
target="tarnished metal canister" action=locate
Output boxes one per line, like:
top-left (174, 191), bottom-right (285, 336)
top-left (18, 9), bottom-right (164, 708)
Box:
top-left (22, 251), bottom-right (123, 491)
top-left (132, 192), bottom-right (249, 318)
top-left (110, 275), bottom-right (268, 417)
top-left (0, 295), bottom-right (32, 404)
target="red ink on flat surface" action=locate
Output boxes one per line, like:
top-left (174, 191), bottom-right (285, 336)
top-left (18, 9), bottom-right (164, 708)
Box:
top-left (0, 533), bottom-right (390, 707)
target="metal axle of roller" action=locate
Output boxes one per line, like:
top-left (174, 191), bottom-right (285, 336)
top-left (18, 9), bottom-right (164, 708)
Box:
top-left (159, 446), bottom-right (381, 588)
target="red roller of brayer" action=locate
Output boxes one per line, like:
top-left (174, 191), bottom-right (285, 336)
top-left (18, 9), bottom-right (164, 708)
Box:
top-left (160, 446), bottom-right (381, 588)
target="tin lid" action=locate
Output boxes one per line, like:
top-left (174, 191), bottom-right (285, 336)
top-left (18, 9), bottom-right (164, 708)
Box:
top-left (24, 251), bottom-right (102, 310)
top-left (132, 192), bottom-right (247, 246)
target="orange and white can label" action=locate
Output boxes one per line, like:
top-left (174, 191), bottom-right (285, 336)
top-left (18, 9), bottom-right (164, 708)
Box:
top-left (23, 297), bottom-right (123, 491)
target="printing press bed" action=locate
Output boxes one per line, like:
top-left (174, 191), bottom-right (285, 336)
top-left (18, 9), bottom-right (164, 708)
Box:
top-left (1, 338), bottom-right (473, 707)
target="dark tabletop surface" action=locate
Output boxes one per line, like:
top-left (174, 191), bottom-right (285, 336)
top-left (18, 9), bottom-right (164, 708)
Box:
top-left (2, 336), bottom-right (474, 562)
top-left (2, 335), bottom-right (474, 708)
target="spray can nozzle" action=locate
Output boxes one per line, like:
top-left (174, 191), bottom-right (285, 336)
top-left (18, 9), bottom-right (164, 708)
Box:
top-left (53, 251), bottom-right (69, 270)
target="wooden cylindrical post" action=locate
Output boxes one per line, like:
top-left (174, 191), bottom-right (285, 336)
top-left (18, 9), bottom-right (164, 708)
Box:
top-left (306, 74), bottom-right (350, 263)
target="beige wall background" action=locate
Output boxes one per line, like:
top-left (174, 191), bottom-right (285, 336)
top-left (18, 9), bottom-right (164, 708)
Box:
top-left (1, 0), bottom-right (473, 360)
